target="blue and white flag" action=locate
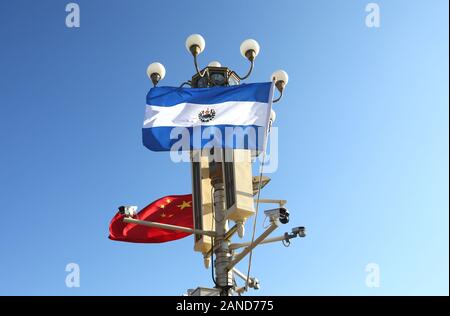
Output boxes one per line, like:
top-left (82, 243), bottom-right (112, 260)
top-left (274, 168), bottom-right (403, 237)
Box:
top-left (142, 82), bottom-right (274, 151)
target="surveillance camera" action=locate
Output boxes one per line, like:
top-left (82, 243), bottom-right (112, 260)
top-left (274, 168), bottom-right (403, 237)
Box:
top-left (118, 205), bottom-right (138, 217)
top-left (249, 278), bottom-right (260, 290)
top-left (292, 226), bottom-right (306, 237)
top-left (264, 207), bottom-right (290, 224)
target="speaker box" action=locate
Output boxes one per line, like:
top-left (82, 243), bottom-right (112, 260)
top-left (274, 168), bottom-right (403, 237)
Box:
top-left (191, 151), bottom-right (214, 253)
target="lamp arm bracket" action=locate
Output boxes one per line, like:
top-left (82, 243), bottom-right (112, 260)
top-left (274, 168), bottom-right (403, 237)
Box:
top-left (194, 54), bottom-right (209, 78)
top-left (179, 81), bottom-right (192, 88)
top-left (232, 59), bottom-right (254, 81)
top-left (273, 89), bottom-right (283, 103)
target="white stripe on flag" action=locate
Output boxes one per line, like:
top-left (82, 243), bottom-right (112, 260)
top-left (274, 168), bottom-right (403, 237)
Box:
top-left (143, 101), bottom-right (269, 128)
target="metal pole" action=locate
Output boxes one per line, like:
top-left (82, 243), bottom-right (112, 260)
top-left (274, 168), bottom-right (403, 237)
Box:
top-left (257, 199), bottom-right (287, 206)
top-left (123, 218), bottom-right (216, 237)
top-left (210, 157), bottom-right (233, 295)
top-left (226, 222), bottom-right (278, 271)
top-left (229, 234), bottom-right (288, 250)
top-left (232, 267), bottom-right (249, 281)
top-left (232, 267), bottom-right (259, 290)
top-left (204, 224), bottom-right (238, 258)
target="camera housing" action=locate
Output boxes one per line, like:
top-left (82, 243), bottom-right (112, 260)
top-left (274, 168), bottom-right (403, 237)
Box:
top-left (264, 207), bottom-right (290, 224)
top-left (118, 205), bottom-right (138, 217)
top-left (291, 226), bottom-right (306, 237)
top-left (249, 277), bottom-right (260, 290)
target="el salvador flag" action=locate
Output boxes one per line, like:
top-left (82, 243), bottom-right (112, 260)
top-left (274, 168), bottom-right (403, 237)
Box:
top-left (142, 82), bottom-right (274, 151)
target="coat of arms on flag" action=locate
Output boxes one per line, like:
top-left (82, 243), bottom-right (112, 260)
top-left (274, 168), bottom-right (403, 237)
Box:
top-left (198, 108), bottom-right (216, 122)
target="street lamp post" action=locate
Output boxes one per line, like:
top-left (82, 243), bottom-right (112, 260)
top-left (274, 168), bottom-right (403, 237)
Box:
top-left (145, 34), bottom-right (293, 296)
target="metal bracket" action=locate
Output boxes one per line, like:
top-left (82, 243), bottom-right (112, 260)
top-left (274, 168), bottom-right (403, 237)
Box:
top-left (257, 198), bottom-right (287, 207)
top-left (226, 220), bottom-right (279, 271)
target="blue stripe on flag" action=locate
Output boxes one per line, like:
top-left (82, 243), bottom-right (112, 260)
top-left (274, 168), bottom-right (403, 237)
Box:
top-left (146, 82), bottom-right (272, 106)
top-left (142, 125), bottom-right (265, 151)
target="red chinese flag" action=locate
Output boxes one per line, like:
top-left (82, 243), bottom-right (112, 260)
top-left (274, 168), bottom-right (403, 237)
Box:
top-left (109, 194), bottom-right (193, 243)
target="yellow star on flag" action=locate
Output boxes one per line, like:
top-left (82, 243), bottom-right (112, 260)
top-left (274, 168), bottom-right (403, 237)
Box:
top-left (177, 201), bottom-right (191, 210)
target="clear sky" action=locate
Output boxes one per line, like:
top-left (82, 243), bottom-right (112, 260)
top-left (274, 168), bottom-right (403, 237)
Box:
top-left (0, 0), bottom-right (448, 295)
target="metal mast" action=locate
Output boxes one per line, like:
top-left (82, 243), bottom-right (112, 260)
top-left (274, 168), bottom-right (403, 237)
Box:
top-left (209, 160), bottom-right (233, 294)
top-left (134, 34), bottom-right (306, 296)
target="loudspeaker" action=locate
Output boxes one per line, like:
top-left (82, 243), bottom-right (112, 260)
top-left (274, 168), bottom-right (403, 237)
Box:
top-left (191, 151), bottom-right (214, 253)
top-left (223, 149), bottom-right (254, 222)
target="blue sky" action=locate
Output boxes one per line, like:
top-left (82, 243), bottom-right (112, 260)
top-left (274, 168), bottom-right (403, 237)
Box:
top-left (0, 0), bottom-right (448, 295)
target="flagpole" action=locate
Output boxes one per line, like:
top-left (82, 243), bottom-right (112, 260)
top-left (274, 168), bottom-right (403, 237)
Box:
top-left (123, 218), bottom-right (217, 237)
